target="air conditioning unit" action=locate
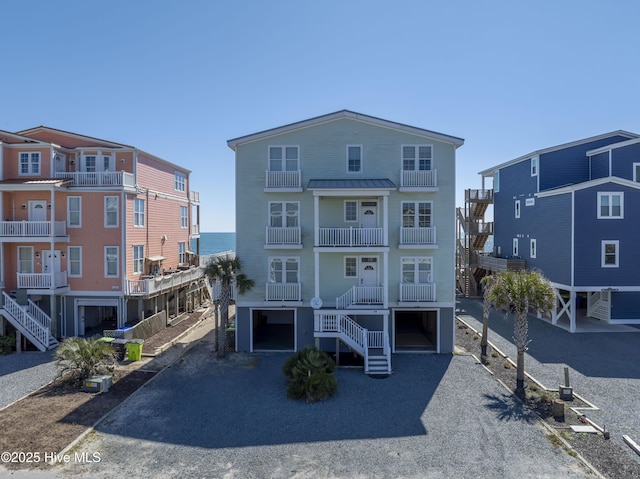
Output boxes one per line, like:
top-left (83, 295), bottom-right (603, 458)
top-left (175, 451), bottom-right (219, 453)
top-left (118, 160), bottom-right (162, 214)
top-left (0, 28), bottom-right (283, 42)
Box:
top-left (83, 375), bottom-right (113, 393)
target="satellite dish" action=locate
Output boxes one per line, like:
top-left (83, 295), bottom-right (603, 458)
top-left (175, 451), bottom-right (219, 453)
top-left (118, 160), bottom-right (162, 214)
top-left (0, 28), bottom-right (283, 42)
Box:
top-left (310, 297), bottom-right (323, 309)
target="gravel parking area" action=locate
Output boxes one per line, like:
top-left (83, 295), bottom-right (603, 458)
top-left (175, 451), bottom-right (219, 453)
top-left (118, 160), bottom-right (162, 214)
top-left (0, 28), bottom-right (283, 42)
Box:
top-left (456, 297), bottom-right (640, 469)
top-left (0, 350), bottom-right (57, 410)
top-left (56, 339), bottom-right (591, 479)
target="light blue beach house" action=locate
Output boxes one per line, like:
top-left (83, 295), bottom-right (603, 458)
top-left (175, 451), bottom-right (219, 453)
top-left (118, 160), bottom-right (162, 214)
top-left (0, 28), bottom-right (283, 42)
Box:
top-left (228, 110), bottom-right (464, 373)
top-left (477, 130), bottom-right (640, 332)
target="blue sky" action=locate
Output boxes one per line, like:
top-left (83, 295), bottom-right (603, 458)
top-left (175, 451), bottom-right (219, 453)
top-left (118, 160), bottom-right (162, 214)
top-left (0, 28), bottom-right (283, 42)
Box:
top-left (2, 0), bottom-right (639, 231)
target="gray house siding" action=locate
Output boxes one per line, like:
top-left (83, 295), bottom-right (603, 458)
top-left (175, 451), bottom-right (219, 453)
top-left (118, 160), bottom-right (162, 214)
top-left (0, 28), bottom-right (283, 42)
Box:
top-left (590, 152), bottom-right (609, 179)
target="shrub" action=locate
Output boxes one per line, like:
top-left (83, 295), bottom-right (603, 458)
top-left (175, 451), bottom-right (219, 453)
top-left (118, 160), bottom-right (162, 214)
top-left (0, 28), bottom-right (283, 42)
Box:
top-left (55, 336), bottom-right (117, 384)
top-left (283, 346), bottom-right (337, 403)
top-left (0, 334), bottom-right (16, 355)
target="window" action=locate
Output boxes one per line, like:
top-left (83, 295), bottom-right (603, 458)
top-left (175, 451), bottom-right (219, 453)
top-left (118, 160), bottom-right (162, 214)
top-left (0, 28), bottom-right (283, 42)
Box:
top-left (531, 157), bottom-right (538, 176)
top-left (134, 198), bottom-right (145, 226)
top-left (105, 247), bottom-right (119, 277)
top-left (530, 239), bottom-right (537, 259)
top-left (68, 246), bottom-right (82, 277)
top-left (345, 201), bottom-right (358, 222)
top-left (68, 197), bottom-right (81, 227)
top-left (344, 257), bottom-right (357, 278)
top-left (180, 206), bottom-right (188, 228)
top-left (19, 152), bottom-right (40, 175)
top-left (401, 257), bottom-right (432, 283)
top-left (634, 163), bottom-right (640, 182)
top-left (269, 257), bottom-right (299, 283)
top-left (525, 198), bottom-right (535, 206)
top-left (178, 242), bottom-right (186, 265)
top-left (17, 246), bottom-right (33, 274)
top-left (269, 146), bottom-right (299, 172)
top-left (598, 192), bottom-right (623, 219)
top-left (105, 196), bottom-right (119, 227)
top-left (269, 202), bottom-right (299, 228)
top-left (402, 145), bottom-right (432, 171)
top-left (347, 145), bottom-right (362, 173)
top-left (133, 245), bottom-right (144, 274)
top-left (512, 238), bottom-right (519, 257)
top-left (402, 202), bottom-right (432, 227)
top-left (602, 241), bottom-right (619, 267)
top-left (174, 172), bottom-right (186, 191)
top-left (515, 200), bottom-right (521, 218)
top-left (84, 155), bottom-right (96, 172)
top-left (494, 170), bottom-right (500, 193)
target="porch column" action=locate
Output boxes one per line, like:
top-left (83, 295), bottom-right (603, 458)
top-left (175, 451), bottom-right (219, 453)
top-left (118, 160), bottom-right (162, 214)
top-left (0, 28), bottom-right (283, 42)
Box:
top-left (138, 299), bottom-right (144, 321)
top-left (49, 294), bottom-right (58, 338)
top-left (314, 252), bottom-right (320, 299)
top-left (382, 195), bottom-right (388, 246)
top-left (314, 195), bottom-right (319, 246)
top-left (383, 251), bottom-right (389, 307)
top-left (569, 290), bottom-right (576, 333)
top-left (552, 289), bottom-right (559, 325)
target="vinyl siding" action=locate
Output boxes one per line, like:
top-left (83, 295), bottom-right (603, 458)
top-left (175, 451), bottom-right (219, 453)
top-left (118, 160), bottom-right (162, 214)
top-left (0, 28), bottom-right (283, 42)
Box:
top-left (590, 152), bottom-right (609, 179)
top-left (611, 142), bottom-right (640, 181)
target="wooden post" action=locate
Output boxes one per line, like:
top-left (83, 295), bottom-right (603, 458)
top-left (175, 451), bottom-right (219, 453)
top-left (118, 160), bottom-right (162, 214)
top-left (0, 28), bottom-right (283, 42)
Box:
top-left (16, 330), bottom-right (22, 354)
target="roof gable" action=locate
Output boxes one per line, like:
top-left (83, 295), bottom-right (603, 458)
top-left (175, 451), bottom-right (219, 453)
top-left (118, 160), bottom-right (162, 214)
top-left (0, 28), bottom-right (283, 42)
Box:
top-left (227, 110), bottom-right (464, 149)
top-left (16, 126), bottom-right (133, 149)
top-left (536, 176), bottom-right (640, 198)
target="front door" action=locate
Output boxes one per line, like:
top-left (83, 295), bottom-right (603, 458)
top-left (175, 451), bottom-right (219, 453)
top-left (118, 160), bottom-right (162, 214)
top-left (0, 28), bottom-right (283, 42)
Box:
top-left (360, 257), bottom-right (378, 286)
top-left (43, 250), bottom-right (61, 286)
top-left (360, 202), bottom-right (378, 228)
top-left (28, 200), bottom-right (47, 222)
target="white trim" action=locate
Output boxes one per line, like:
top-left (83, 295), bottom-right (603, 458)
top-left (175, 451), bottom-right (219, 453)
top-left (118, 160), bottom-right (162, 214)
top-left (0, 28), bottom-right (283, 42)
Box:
top-left (18, 151), bottom-right (41, 176)
top-left (401, 200), bottom-right (433, 228)
top-left (515, 200), bottom-right (521, 218)
top-left (133, 198), bottom-right (145, 227)
top-left (512, 238), bottom-right (519, 257)
top-left (633, 162), bottom-right (640, 182)
top-left (346, 144), bottom-right (362, 174)
top-left (601, 240), bottom-right (619, 268)
top-left (344, 200), bottom-right (358, 222)
top-left (104, 195), bottom-right (119, 228)
top-left (525, 197), bottom-right (535, 206)
top-left (587, 136), bottom-right (640, 156)
top-left (17, 245), bottom-right (34, 273)
top-left (174, 171), bottom-right (186, 192)
top-left (180, 205), bottom-right (188, 229)
top-left (531, 156), bottom-right (538, 177)
top-left (268, 200), bottom-right (300, 228)
top-left (479, 130), bottom-right (638, 177)
top-left (104, 246), bottom-right (119, 278)
top-left (530, 239), bottom-right (537, 259)
top-left (68, 246), bottom-right (82, 278)
top-left (537, 176), bottom-right (640, 198)
top-left (267, 145), bottom-right (300, 172)
top-left (344, 256), bottom-right (357, 278)
top-left (228, 110), bottom-right (464, 149)
top-left (401, 144), bottom-right (434, 171)
top-left (597, 192), bottom-right (624, 219)
top-left (132, 244), bottom-right (144, 275)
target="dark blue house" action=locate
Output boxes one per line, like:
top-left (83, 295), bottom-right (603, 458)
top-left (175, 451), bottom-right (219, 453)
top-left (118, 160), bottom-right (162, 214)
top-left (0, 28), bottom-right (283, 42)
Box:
top-left (479, 131), bottom-right (640, 332)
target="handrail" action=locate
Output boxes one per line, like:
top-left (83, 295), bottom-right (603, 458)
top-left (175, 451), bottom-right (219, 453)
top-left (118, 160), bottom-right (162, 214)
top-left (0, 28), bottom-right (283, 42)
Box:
top-left (2, 292), bottom-right (49, 351)
top-left (28, 299), bottom-right (51, 330)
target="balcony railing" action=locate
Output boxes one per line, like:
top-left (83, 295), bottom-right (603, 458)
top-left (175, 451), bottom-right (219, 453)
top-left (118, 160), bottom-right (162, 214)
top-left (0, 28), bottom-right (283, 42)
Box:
top-left (17, 271), bottom-right (67, 289)
top-left (399, 283), bottom-right (436, 302)
top-left (0, 221), bottom-right (66, 238)
top-left (318, 227), bottom-right (384, 247)
top-left (265, 170), bottom-right (301, 189)
top-left (55, 171), bottom-right (135, 187)
top-left (189, 190), bottom-right (200, 203)
top-left (336, 286), bottom-right (384, 309)
top-left (191, 224), bottom-right (200, 236)
top-left (401, 169), bottom-right (437, 188)
top-left (266, 282), bottom-right (301, 301)
top-left (266, 226), bottom-right (301, 246)
top-left (400, 226), bottom-right (436, 245)
top-left (477, 255), bottom-right (525, 272)
top-left (126, 267), bottom-right (204, 296)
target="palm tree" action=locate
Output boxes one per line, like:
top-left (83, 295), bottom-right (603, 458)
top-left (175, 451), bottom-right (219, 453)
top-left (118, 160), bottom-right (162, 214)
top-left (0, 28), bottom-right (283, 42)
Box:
top-left (487, 270), bottom-right (555, 397)
top-left (204, 255), bottom-right (254, 358)
top-left (479, 275), bottom-right (496, 364)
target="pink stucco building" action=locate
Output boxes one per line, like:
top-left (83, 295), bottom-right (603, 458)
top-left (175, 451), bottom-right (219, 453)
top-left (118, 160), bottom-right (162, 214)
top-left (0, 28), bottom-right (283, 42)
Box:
top-left (0, 127), bottom-right (204, 350)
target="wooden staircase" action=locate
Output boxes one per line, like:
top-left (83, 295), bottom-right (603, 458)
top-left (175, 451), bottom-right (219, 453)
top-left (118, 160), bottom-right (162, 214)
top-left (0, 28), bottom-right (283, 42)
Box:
top-left (0, 292), bottom-right (58, 352)
top-left (314, 313), bottom-right (391, 375)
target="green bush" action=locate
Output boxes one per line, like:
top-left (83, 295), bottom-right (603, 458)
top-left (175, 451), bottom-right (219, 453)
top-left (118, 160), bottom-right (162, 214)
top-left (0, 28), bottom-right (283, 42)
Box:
top-left (283, 346), bottom-right (337, 403)
top-left (0, 334), bottom-right (16, 355)
top-left (55, 336), bottom-right (117, 384)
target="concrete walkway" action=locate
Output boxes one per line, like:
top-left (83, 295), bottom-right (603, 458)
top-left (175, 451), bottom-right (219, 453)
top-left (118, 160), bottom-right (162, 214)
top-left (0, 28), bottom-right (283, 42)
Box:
top-left (456, 297), bottom-right (640, 465)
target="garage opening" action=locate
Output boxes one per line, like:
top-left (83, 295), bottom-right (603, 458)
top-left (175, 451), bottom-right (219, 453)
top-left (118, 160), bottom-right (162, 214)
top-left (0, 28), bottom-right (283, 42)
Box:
top-left (252, 309), bottom-right (295, 351)
top-left (395, 310), bottom-right (437, 351)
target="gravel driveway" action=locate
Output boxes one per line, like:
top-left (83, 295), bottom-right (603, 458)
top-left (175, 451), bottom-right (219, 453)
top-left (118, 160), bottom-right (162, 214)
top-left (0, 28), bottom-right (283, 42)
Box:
top-left (456, 297), bottom-right (640, 468)
top-left (52, 335), bottom-right (591, 479)
top-left (0, 350), bottom-right (56, 410)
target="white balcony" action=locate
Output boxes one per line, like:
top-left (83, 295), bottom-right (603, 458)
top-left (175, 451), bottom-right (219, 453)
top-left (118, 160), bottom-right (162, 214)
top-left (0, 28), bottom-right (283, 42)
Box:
top-left (55, 171), bottom-right (135, 187)
top-left (189, 190), bottom-right (200, 203)
top-left (399, 226), bottom-right (436, 246)
top-left (399, 283), bottom-right (436, 302)
top-left (400, 169), bottom-right (437, 189)
top-left (266, 282), bottom-right (301, 301)
top-left (318, 227), bottom-right (384, 247)
top-left (191, 224), bottom-right (200, 236)
top-left (0, 221), bottom-right (67, 238)
top-left (17, 271), bottom-right (68, 290)
top-left (265, 227), bottom-right (301, 247)
top-left (336, 286), bottom-right (384, 309)
top-left (265, 170), bottom-right (302, 190)
top-left (126, 267), bottom-right (204, 296)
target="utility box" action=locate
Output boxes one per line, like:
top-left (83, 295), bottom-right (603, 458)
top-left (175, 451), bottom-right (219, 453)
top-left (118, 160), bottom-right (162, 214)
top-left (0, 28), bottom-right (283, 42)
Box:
top-left (83, 375), bottom-right (113, 393)
top-left (559, 386), bottom-right (573, 401)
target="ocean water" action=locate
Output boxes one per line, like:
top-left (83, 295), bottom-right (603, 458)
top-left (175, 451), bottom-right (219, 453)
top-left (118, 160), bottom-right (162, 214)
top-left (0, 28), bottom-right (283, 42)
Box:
top-left (192, 232), bottom-right (236, 255)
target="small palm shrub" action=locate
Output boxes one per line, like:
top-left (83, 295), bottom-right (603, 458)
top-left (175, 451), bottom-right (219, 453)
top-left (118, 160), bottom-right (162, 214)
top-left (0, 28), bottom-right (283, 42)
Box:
top-left (55, 336), bottom-right (117, 384)
top-left (0, 334), bottom-right (16, 355)
top-left (283, 346), bottom-right (337, 402)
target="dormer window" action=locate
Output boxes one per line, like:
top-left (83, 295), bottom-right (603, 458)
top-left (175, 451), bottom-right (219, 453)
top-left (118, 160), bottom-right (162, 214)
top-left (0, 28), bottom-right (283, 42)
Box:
top-left (531, 157), bottom-right (538, 176)
top-left (19, 152), bottom-right (40, 176)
